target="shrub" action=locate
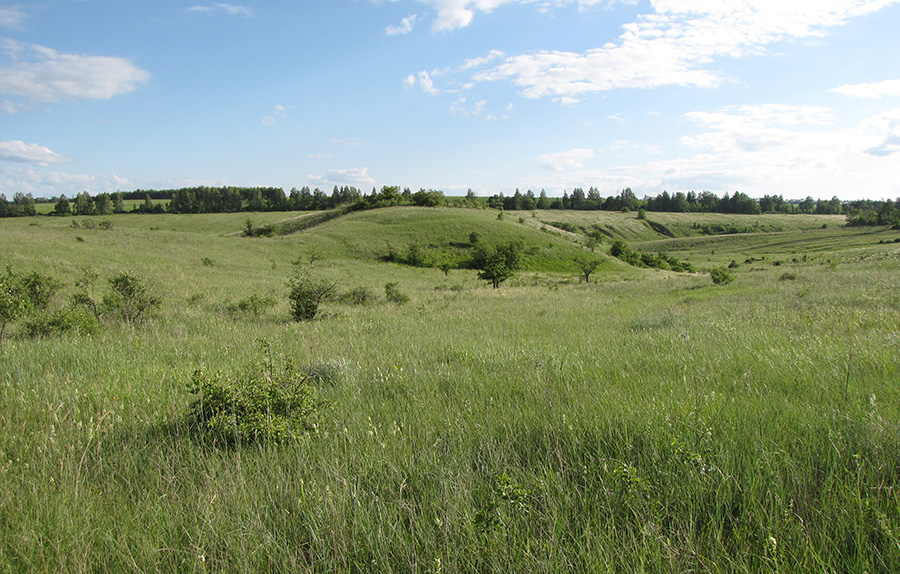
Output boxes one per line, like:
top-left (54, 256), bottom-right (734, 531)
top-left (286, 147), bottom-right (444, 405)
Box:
top-left (103, 272), bottom-right (162, 325)
top-left (287, 269), bottom-right (338, 321)
top-left (710, 267), bottom-right (735, 286)
top-left (188, 341), bottom-right (323, 445)
top-left (22, 306), bottom-right (99, 338)
top-left (385, 282), bottom-right (409, 304)
top-left (229, 294), bottom-right (277, 316)
top-left (341, 286), bottom-right (377, 306)
top-left (0, 267), bottom-right (31, 347)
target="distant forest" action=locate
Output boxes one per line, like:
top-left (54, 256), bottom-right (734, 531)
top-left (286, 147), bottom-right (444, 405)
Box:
top-left (1, 185), bottom-right (897, 227)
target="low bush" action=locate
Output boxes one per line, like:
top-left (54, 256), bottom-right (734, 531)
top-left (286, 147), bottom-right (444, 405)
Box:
top-left (341, 286), bottom-right (377, 306)
top-left (385, 282), bottom-right (409, 304)
top-left (287, 268), bottom-right (338, 321)
top-left (710, 267), bottom-right (736, 286)
top-left (187, 341), bottom-right (323, 445)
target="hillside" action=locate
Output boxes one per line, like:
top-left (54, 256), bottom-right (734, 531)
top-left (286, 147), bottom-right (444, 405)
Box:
top-left (1, 208), bottom-right (899, 572)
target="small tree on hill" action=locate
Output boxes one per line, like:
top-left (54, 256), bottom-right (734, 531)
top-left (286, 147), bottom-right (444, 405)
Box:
top-left (575, 255), bottom-right (601, 283)
top-left (473, 241), bottom-right (523, 289)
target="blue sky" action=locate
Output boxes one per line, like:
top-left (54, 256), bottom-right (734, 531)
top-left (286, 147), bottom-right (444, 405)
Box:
top-left (1, 0), bottom-right (899, 200)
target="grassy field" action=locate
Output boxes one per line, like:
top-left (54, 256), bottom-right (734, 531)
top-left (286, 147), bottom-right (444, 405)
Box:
top-left (1, 208), bottom-right (899, 572)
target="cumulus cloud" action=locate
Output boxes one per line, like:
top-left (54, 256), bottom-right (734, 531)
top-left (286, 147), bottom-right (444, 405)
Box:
top-left (538, 148), bottom-right (596, 171)
top-left (830, 79), bottom-right (900, 98)
top-left (413, 0), bottom-right (900, 100)
top-left (386, 14), bottom-right (419, 35)
top-left (0, 140), bottom-right (69, 165)
top-left (309, 167), bottom-right (376, 187)
top-left (185, 4), bottom-right (254, 17)
top-left (0, 38), bottom-right (150, 104)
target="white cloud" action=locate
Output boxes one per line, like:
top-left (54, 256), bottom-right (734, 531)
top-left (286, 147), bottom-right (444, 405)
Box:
top-left (386, 13), bottom-right (419, 36)
top-left (417, 0), bottom-right (900, 100)
top-left (625, 103), bottom-right (900, 198)
top-left (0, 6), bottom-right (26, 29)
top-left (403, 74), bottom-right (417, 89)
top-left (309, 167), bottom-right (376, 187)
top-left (830, 79), bottom-right (900, 98)
top-left (1, 165), bottom-right (134, 198)
top-left (381, 0), bottom-right (635, 31)
top-left (538, 148), bottom-right (596, 171)
top-left (417, 70), bottom-right (440, 95)
top-left (0, 38), bottom-right (150, 104)
top-left (0, 140), bottom-right (69, 165)
top-left (185, 4), bottom-right (254, 17)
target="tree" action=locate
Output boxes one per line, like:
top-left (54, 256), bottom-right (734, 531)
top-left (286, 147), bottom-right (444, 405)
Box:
top-left (113, 192), bottom-right (126, 213)
top-left (75, 191), bottom-right (94, 216)
top-left (473, 241), bottom-right (523, 289)
top-left (575, 255), bottom-right (601, 283)
top-left (94, 193), bottom-right (113, 215)
top-left (53, 195), bottom-right (72, 216)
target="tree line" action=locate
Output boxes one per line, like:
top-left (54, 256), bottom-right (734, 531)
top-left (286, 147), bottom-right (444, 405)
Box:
top-left (1, 185), bottom-right (897, 227)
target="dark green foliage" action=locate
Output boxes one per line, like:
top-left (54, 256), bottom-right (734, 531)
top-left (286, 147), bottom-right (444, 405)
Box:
top-left (104, 272), bottom-right (162, 325)
top-left (473, 241), bottom-right (523, 288)
top-left (384, 282), bottom-right (409, 304)
top-left (341, 286), bottom-right (377, 306)
top-left (0, 267), bottom-right (31, 347)
top-left (22, 306), bottom-right (99, 338)
top-left (710, 266), bottom-right (736, 286)
top-left (610, 240), bottom-right (695, 272)
top-left (187, 342), bottom-right (322, 445)
top-left (19, 271), bottom-right (62, 311)
top-left (287, 269), bottom-right (338, 321)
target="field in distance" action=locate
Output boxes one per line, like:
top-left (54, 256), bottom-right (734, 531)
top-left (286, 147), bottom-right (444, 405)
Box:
top-left (1, 207), bottom-right (899, 572)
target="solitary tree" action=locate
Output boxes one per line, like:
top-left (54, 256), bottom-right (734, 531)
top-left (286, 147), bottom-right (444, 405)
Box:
top-left (575, 255), bottom-right (601, 283)
top-left (474, 241), bottom-right (523, 289)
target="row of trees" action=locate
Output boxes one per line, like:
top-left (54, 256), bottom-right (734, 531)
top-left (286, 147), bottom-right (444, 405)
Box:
top-left (485, 187), bottom-right (867, 215)
top-left (3, 186), bottom-right (898, 223)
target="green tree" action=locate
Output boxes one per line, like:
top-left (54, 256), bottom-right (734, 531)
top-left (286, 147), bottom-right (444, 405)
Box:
top-left (75, 191), bottom-right (94, 216)
top-left (53, 195), bottom-right (72, 216)
top-left (575, 255), bottom-right (602, 283)
top-left (94, 193), bottom-right (113, 215)
top-left (474, 241), bottom-right (523, 289)
top-left (113, 191), bottom-right (126, 213)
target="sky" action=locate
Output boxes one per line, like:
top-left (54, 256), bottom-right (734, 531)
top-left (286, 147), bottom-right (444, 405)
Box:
top-left (1, 0), bottom-right (899, 201)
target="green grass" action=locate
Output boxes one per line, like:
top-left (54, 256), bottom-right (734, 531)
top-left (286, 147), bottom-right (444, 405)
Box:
top-left (1, 208), bottom-right (899, 572)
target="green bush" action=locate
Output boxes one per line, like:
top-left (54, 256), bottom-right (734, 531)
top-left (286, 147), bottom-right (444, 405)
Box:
top-left (385, 282), bottom-right (409, 304)
top-left (103, 271), bottom-right (162, 325)
top-left (710, 267), bottom-right (736, 286)
top-left (341, 286), bottom-right (377, 306)
top-left (188, 342), bottom-right (322, 445)
top-left (229, 294), bottom-right (277, 316)
top-left (287, 268), bottom-right (338, 321)
top-left (22, 306), bottom-right (99, 338)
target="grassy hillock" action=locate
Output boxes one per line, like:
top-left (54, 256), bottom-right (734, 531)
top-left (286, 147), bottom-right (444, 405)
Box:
top-left (1, 208), bottom-right (899, 572)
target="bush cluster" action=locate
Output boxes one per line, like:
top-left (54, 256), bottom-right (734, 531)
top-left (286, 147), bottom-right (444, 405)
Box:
top-left (188, 342), bottom-right (323, 445)
top-left (609, 241), bottom-right (694, 272)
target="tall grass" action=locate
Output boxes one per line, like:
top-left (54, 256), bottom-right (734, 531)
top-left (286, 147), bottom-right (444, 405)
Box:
top-left (1, 210), bottom-right (899, 571)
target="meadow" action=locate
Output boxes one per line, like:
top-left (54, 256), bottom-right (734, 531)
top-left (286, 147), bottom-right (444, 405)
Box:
top-left (1, 207), bottom-right (899, 572)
